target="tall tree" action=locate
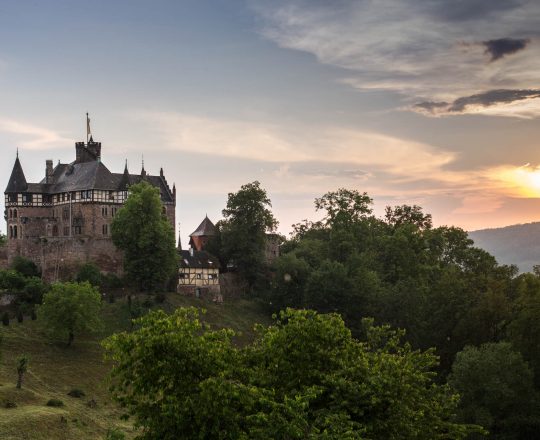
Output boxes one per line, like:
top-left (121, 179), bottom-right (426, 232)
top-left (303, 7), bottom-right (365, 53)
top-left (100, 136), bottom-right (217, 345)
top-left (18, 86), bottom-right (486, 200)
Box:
top-left (220, 181), bottom-right (277, 289)
top-left (112, 181), bottom-right (177, 291)
top-left (37, 282), bottom-right (102, 346)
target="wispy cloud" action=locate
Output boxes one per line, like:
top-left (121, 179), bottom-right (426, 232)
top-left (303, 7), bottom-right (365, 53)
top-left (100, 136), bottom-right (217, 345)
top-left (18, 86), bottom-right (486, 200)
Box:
top-left (251, 0), bottom-right (540, 118)
top-left (0, 118), bottom-right (73, 149)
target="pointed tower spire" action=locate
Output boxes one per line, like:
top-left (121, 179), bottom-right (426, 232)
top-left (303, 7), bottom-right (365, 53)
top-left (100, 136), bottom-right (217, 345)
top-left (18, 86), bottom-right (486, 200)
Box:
top-left (141, 154), bottom-right (147, 178)
top-left (118, 159), bottom-right (131, 190)
top-left (5, 151), bottom-right (28, 193)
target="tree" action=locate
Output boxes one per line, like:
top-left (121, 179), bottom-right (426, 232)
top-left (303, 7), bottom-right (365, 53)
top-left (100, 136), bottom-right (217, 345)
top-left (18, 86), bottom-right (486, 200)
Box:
top-left (111, 181), bottom-right (177, 291)
top-left (449, 342), bottom-right (540, 439)
top-left (220, 181), bottom-right (278, 289)
top-left (104, 307), bottom-right (476, 439)
top-left (16, 356), bottom-right (28, 389)
top-left (11, 256), bottom-right (40, 278)
top-left (315, 188), bottom-right (373, 228)
top-left (0, 233), bottom-right (6, 247)
top-left (37, 282), bottom-right (102, 346)
top-left (76, 262), bottom-right (102, 287)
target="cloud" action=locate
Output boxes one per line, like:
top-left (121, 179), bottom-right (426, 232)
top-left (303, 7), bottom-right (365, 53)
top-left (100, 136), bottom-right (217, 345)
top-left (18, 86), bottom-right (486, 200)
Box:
top-left (483, 38), bottom-right (530, 61)
top-left (413, 89), bottom-right (540, 116)
top-left (251, 0), bottom-right (540, 117)
top-left (0, 118), bottom-right (73, 149)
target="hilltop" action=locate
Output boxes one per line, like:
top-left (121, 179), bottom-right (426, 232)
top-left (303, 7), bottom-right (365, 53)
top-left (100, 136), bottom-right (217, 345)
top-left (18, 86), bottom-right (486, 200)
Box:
top-left (469, 221), bottom-right (540, 273)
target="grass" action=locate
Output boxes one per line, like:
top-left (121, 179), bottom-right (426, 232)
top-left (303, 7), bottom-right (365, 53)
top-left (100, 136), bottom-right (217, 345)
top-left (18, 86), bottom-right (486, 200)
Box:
top-left (0, 292), bottom-right (270, 439)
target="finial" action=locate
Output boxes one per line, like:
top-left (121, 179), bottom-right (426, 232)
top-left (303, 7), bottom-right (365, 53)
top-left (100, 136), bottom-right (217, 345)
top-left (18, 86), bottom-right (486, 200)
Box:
top-left (16, 148), bottom-right (19, 159)
top-left (86, 112), bottom-right (91, 143)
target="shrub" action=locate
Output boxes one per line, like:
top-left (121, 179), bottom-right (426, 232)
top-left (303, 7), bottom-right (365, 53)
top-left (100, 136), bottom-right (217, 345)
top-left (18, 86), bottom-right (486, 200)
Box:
top-left (0, 270), bottom-right (26, 292)
top-left (142, 297), bottom-right (153, 308)
top-left (2, 312), bottom-right (9, 326)
top-left (46, 399), bottom-right (64, 407)
top-left (67, 388), bottom-right (85, 398)
top-left (154, 292), bottom-right (166, 304)
top-left (20, 277), bottom-right (47, 304)
top-left (76, 263), bottom-right (102, 287)
top-left (101, 273), bottom-right (123, 289)
top-left (11, 256), bottom-right (40, 278)
top-left (105, 428), bottom-right (125, 440)
top-left (17, 311), bottom-right (23, 323)
top-left (31, 309), bottom-right (37, 320)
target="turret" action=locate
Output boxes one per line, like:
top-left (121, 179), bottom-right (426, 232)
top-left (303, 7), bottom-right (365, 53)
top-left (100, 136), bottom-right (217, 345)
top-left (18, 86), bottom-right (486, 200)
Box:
top-left (5, 152), bottom-right (27, 194)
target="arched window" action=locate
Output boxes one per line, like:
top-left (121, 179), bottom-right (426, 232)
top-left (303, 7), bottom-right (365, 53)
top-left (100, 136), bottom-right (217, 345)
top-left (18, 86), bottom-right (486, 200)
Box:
top-left (162, 206), bottom-right (167, 215)
top-left (9, 226), bottom-right (13, 238)
top-left (13, 209), bottom-right (18, 218)
top-left (9, 209), bottom-right (12, 219)
top-left (52, 225), bottom-right (58, 237)
top-left (13, 225), bottom-right (17, 238)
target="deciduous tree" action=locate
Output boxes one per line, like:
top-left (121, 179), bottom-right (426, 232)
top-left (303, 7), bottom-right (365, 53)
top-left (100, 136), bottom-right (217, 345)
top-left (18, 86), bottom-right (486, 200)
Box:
top-left (37, 282), bottom-right (102, 346)
top-left (111, 181), bottom-right (177, 291)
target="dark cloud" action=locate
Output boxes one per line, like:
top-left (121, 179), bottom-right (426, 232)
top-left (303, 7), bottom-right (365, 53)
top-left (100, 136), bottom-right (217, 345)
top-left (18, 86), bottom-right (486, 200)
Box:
top-left (414, 89), bottom-right (540, 115)
top-left (483, 38), bottom-right (530, 61)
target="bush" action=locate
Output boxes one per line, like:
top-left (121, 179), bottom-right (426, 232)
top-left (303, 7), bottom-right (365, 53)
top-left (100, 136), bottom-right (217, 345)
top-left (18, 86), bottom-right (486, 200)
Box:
top-left (31, 309), bottom-right (37, 320)
top-left (76, 263), bottom-right (102, 287)
top-left (2, 312), bottom-right (9, 326)
top-left (17, 311), bottom-right (23, 323)
top-left (142, 297), bottom-right (153, 308)
top-left (154, 292), bottom-right (166, 304)
top-left (46, 399), bottom-right (64, 407)
top-left (11, 256), bottom-right (40, 278)
top-left (105, 428), bottom-right (125, 440)
top-left (0, 270), bottom-right (27, 292)
top-left (101, 273), bottom-right (123, 289)
top-left (20, 277), bottom-right (47, 304)
top-left (67, 388), bottom-right (85, 398)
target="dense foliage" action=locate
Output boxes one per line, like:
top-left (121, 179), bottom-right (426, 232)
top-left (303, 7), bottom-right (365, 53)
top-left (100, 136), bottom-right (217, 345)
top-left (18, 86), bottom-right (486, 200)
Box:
top-left (111, 181), bottom-right (177, 291)
top-left (104, 307), bottom-right (476, 440)
top-left (218, 181), bottom-right (278, 290)
top-left (37, 281), bottom-right (102, 346)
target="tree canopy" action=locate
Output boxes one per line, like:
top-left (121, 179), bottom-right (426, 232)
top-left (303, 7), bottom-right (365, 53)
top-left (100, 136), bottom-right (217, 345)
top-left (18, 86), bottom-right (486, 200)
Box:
top-left (220, 181), bottom-right (277, 289)
top-left (111, 181), bottom-right (177, 291)
top-left (104, 307), bottom-right (476, 440)
top-left (37, 281), bottom-right (102, 346)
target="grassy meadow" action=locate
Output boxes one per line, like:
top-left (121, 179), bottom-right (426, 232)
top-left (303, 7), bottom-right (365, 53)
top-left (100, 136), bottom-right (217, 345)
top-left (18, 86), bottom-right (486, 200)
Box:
top-left (0, 293), bottom-right (270, 440)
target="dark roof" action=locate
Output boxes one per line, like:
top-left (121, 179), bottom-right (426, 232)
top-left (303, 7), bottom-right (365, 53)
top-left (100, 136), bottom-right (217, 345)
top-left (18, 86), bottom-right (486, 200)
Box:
top-left (5, 156), bottom-right (28, 193)
top-left (179, 250), bottom-right (220, 269)
top-left (190, 216), bottom-right (216, 237)
top-left (5, 141), bottom-right (174, 203)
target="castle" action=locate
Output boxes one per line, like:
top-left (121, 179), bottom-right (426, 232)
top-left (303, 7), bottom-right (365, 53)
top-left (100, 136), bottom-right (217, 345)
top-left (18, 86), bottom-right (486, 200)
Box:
top-left (4, 133), bottom-right (175, 281)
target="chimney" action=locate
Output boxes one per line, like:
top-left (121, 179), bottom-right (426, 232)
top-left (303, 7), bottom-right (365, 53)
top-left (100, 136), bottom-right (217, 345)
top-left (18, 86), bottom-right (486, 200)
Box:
top-left (46, 160), bottom-right (53, 183)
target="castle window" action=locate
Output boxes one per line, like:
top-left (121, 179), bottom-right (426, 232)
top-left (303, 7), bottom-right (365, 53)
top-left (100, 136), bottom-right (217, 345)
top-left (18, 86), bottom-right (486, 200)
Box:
top-left (102, 224), bottom-right (109, 235)
top-left (74, 226), bottom-right (82, 235)
top-left (13, 209), bottom-right (17, 219)
top-left (9, 209), bottom-right (12, 219)
top-left (52, 225), bottom-right (58, 237)
top-left (62, 208), bottom-right (69, 220)
top-left (9, 226), bottom-right (13, 238)
top-left (22, 193), bottom-right (32, 203)
top-left (63, 227), bottom-right (69, 236)
top-left (8, 193), bottom-right (17, 203)
top-left (196, 273), bottom-right (202, 279)
top-left (62, 193), bottom-right (66, 202)
top-left (13, 225), bottom-right (17, 238)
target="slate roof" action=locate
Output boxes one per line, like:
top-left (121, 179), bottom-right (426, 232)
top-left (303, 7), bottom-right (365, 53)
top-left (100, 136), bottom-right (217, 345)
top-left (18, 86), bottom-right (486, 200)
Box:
top-left (179, 250), bottom-right (221, 269)
top-left (190, 216), bottom-right (216, 237)
top-left (5, 143), bottom-right (174, 203)
top-left (5, 156), bottom-right (28, 193)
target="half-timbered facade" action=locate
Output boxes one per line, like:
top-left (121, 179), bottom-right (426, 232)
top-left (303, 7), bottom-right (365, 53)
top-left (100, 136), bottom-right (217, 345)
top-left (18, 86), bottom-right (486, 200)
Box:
top-left (178, 249), bottom-right (221, 299)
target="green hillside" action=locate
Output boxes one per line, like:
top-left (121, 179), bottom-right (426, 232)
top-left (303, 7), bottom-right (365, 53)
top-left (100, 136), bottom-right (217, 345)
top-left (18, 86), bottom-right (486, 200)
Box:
top-left (0, 294), bottom-right (270, 440)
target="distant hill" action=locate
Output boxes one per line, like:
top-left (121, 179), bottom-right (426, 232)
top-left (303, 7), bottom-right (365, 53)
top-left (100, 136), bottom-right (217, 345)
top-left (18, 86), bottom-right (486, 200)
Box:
top-left (468, 222), bottom-right (540, 273)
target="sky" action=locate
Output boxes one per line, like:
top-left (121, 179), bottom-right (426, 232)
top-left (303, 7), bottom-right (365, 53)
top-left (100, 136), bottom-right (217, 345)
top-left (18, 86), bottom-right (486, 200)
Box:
top-left (1, 0), bottom-right (540, 245)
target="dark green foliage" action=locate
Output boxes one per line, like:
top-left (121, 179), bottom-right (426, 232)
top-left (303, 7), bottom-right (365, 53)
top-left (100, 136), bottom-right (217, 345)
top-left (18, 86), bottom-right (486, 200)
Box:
top-left (37, 282), bottom-right (103, 346)
top-left (31, 309), bottom-right (37, 320)
top-left (0, 269), bottom-right (47, 305)
top-left (3, 400), bottom-right (16, 408)
top-left (101, 273), bottom-right (124, 289)
top-left (76, 263), bottom-right (102, 287)
top-left (449, 343), bottom-right (540, 439)
top-left (0, 233), bottom-right (6, 247)
top-left (111, 181), bottom-right (177, 291)
top-left (11, 256), bottom-right (40, 278)
top-left (17, 310), bottom-right (23, 323)
top-left (154, 292), bottom-right (166, 304)
top-left (2, 312), bottom-right (9, 326)
top-left (0, 269), bottom-right (27, 292)
top-left (67, 388), bottom-right (86, 398)
top-left (220, 181), bottom-right (278, 290)
top-left (104, 307), bottom-right (476, 439)
top-left (46, 399), bottom-right (64, 407)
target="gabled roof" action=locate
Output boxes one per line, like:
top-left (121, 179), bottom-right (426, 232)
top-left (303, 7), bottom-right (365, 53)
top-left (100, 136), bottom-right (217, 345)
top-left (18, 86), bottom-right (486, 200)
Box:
top-left (190, 216), bottom-right (216, 237)
top-left (5, 156), bottom-right (28, 193)
top-left (179, 250), bottom-right (220, 269)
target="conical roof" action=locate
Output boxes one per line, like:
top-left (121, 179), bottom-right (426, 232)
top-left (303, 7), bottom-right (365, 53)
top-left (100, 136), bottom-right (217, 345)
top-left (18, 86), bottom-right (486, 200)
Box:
top-left (190, 216), bottom-right (216, 237)
top-left (5, 154), bottom-right (27, 193)
top-left (118, 161), bottom-right (131, 190)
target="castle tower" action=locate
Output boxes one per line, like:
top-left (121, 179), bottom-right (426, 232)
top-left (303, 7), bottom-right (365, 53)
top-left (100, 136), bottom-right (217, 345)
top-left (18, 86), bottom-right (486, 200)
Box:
top-left (189, 215), bottom-right (216, 251)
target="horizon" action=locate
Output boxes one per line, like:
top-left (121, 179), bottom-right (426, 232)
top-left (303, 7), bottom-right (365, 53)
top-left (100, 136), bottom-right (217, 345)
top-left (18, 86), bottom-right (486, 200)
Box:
top-left (2, 1), bottom-right (540, 245)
